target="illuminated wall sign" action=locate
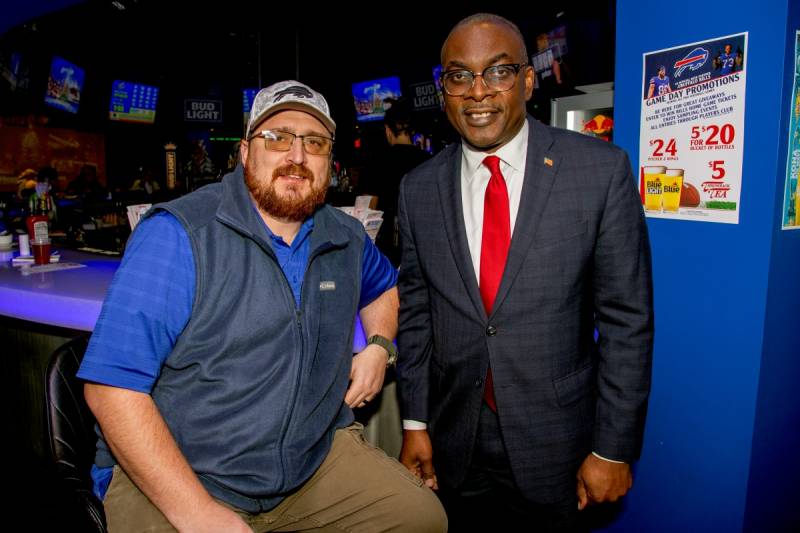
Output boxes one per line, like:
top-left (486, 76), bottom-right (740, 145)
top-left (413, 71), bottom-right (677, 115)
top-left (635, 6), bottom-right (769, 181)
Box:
top-left (184, 99), bottom-right (222, 122)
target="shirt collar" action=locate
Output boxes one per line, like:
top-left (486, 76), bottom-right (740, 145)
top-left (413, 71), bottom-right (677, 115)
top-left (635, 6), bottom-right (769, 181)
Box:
top-left (252, 202), bottom-right (315, 249)
top-left (461, 119), bottom-right (529, 182)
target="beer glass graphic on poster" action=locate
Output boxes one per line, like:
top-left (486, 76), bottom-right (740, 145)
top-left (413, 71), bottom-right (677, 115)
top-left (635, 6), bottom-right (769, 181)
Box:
top-left (639, 32), bottom-right (747, 224)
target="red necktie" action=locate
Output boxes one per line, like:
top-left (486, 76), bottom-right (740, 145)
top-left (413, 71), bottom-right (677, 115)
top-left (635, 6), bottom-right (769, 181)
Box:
top-left (479, 155), bottom-right (510, 412)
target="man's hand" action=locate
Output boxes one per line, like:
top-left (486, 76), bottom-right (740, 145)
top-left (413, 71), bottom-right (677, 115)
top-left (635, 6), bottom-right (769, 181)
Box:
top-left (345, 343), bottom-right (387, 408)
top-left (576, 453), bottom-right (632, 510)
top-left (399, 429), bottom-right (438, 490)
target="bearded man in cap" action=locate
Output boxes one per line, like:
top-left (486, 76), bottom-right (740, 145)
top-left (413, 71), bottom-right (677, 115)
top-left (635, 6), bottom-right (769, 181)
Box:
top-left (79, 80), bottom-right (446, 533)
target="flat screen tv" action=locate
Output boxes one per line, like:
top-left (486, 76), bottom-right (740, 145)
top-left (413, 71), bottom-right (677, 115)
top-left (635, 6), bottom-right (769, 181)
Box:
top-left (44, 56), bottom-right (84, 114)
top-left (1, 50), bottom-right (28, 91)
top-left (352, 77), bottom-right (402, 122)
top-left (109, 80), bottom-right (159, 124)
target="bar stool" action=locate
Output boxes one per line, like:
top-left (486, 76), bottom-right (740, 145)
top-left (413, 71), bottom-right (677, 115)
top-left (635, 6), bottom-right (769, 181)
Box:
top-left (44, 334), bottom-right (107, 532)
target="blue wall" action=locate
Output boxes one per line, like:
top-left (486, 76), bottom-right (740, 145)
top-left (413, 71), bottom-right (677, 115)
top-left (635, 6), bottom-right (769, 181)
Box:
top-left (610, 0), bottom-right (793, 530)
top-left (744, 0), bottom-right (800, 530)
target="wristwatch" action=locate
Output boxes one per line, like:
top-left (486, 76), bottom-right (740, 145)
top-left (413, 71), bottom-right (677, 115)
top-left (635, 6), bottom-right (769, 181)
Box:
top-left (367, 334), bottom-right (398, 367)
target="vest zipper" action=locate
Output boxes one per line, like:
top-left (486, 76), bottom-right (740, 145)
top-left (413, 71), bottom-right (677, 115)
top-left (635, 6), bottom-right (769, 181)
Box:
top-left (275, 298), bottom-right (305, 498)
top-left (274, 243), bottom-right (337, 498)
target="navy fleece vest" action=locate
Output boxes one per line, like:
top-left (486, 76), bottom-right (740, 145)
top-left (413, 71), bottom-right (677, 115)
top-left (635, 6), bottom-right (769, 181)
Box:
top-left (121, 169), bottom-right (363, 512)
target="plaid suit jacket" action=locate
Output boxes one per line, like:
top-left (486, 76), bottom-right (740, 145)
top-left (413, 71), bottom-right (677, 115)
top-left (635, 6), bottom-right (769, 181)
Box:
top-left (396, 116), bottom-right (654, 505)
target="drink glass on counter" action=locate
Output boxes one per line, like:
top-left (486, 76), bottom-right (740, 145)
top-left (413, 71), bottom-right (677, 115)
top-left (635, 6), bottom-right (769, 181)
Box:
top-left (32, 237), bottom-right (51, 265)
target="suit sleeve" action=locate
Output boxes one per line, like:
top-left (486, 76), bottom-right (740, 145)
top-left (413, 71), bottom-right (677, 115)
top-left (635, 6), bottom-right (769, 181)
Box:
top-left (592, 149), bottom-right (654, 462)
top-left (396, 179), bottom-right (433, 422)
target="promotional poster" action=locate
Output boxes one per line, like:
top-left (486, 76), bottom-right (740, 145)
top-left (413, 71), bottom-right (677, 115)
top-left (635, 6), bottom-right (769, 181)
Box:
top-left (781, 31), bottom-right (800, 230)
top-left (640, 33), bottom-right (747, 224)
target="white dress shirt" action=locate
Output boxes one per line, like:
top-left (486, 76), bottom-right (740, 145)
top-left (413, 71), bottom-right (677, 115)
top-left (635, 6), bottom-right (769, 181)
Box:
top-left (460, 121), bottom-right (529, 284)
top-left (402, 123), bottom-right (527, 432)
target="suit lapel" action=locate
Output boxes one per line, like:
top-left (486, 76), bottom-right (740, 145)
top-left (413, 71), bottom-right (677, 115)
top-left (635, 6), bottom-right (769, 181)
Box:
top-left (436, 145), bottom-right (487, 321)
top-left (490, 118), bottom-right (560, 319)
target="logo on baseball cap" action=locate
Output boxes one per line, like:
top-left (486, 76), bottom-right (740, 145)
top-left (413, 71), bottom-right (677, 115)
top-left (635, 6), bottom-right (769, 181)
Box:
top-left (245, 80), bottom-right (336, 139)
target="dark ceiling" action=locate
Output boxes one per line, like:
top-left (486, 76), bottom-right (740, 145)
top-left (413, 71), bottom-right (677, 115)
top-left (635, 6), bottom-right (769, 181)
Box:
top-left (1, 0), bottom-right (616, 176)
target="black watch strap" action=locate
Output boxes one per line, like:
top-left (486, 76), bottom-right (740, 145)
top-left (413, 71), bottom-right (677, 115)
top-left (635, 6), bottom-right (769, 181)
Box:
top-left (367, 334), bottom-right (398, 367)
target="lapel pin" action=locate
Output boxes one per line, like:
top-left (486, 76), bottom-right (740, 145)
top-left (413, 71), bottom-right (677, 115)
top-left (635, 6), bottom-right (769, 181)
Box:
top-left (544, 157), bottom-right (553, 167)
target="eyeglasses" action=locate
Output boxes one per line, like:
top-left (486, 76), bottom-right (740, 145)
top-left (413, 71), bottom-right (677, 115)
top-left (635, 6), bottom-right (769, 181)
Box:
top-left (248, 129), bottom-right (334, 156)
top-left (440, 63), bottom-right (527, 97)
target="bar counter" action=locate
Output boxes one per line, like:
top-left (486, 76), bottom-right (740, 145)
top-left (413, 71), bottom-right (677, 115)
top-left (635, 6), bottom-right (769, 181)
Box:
top-left (0, 249), bottom-right (121, 331)
top-left (1, 245), bottom-right (401, 478)
top-left (2, 247), bottom-right (121, 473)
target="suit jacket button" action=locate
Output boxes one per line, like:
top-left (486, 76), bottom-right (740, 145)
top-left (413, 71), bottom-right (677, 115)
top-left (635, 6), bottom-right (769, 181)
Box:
top-left (475, 377), bottom-right (483, 388)
top-left (486, 326), bottom-right (497, 336)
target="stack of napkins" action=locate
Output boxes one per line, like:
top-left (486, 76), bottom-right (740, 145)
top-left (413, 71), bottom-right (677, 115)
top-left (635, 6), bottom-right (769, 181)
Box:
top-left (127, 204), bottom-right (152, 230)
top-left (337, 196), bottom-right (383, 242)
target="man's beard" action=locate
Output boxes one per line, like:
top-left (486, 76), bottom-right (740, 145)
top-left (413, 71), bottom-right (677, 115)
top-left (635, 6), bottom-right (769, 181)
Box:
top-left (245, 162), bottom-right (329, 222)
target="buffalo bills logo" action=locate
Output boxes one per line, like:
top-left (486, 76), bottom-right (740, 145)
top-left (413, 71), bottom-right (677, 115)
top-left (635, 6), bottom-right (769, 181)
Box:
top-left (273, 86), bottom-right (314, 102)
top-left (673, 47), bottom-right (709, 77)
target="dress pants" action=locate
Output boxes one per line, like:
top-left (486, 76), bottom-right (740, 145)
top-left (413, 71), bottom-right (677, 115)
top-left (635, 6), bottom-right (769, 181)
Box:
top-left (438, 402), bottom-right (586, 533)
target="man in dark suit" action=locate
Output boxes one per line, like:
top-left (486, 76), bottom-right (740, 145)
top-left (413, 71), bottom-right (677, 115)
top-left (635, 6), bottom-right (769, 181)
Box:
top-left (396, 13), bottom-right (654, 531)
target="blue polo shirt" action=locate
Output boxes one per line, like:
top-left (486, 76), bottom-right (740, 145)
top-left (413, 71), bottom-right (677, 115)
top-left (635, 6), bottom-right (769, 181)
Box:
top-left (79, 209), bottom-right (397, 499)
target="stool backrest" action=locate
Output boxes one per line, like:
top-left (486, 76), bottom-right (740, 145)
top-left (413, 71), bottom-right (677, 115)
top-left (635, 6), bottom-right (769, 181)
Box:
top-left (44, 334), bottom-right (106, 532)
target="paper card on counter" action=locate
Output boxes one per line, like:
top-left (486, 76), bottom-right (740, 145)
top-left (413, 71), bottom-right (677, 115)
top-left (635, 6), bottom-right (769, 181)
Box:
top-left (127, 204), bottom-right (152, 230)
top-left (20, 262), bottom-right (86, 274)
top-left (354, 195), bottom-right (374, 210)
top-left (335, 203), bottom-right (384, 242)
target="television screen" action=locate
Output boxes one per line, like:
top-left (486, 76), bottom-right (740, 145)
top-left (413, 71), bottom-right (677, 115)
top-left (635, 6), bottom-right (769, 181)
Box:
top-left (352, 77), bottom-right (402, 122)
top-left (44, 56), bottom-right (84, 114)
top-left (109, 80), bottom-right (159, 124)
top-left (243, 88), bottom-right (258, 131)
top-left (1, 50), bottom-right (29, 91)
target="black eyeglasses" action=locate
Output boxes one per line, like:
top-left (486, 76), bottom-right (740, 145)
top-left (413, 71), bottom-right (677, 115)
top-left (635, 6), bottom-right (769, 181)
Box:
top-left (248, 129), bottom-right (335, 156)
top-left (440, 63), bottom-right (527, 96)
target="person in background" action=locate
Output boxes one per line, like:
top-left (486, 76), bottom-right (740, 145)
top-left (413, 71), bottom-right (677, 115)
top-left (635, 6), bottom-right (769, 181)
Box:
top-left (16, 168), bottom-right (37, 201)
top-left (66, 164), bottom-right (107, 202)
top-left (536, 32), bottom-right (563, 86)
top-left (28, 166), bottom-right (58, 222)
top-left (78, 79), bottom-right (446, 533)
top-left (359, 97), bottom-right (430, 266)
top-left (530, 31), bottom-right (574, 125)
top-left (129, 167), bottom-right (162, 199)
top-left (396, 13), bottom-right (654, 532)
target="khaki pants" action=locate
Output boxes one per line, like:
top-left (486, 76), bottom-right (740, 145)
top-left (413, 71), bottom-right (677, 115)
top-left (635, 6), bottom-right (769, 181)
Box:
top-left (104, 424), bottom-right (447, 533)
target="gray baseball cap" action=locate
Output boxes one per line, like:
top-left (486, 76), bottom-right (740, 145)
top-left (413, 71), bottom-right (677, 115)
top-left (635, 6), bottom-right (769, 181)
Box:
top-left (245, 80), bottom-right (336, 139)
